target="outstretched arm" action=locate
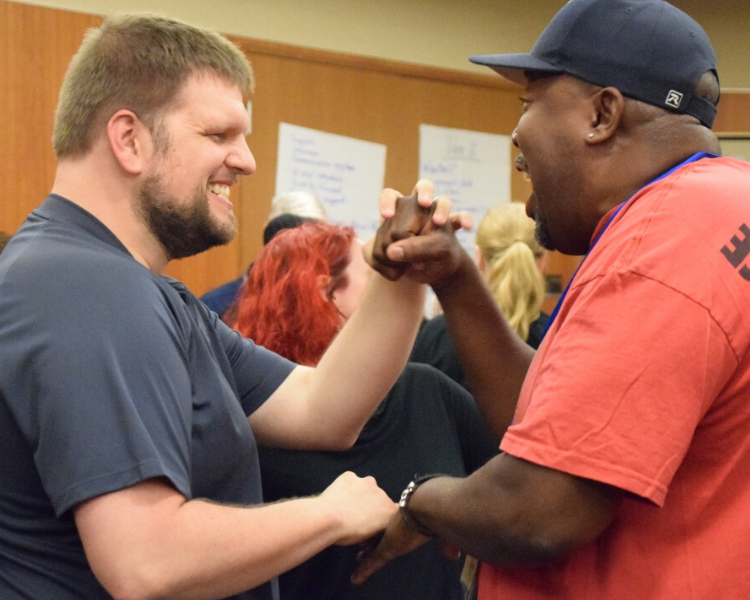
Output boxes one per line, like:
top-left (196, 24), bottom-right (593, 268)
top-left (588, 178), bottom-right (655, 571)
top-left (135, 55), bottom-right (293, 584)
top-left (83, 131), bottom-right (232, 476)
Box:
top-left (249, 227), bottom-right (426, 451)
top-left (76, 473), bottom-right (396, 600)
top-left (353, 454), bottom-right (623, 584)
top-left (370, 189), bottom-right (534, 438)
top-left (430, 250), bottom-right (534, 437)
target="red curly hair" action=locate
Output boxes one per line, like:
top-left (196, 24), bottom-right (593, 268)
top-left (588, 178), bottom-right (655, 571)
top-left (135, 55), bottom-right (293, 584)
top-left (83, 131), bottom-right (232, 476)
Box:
top-left (231, 221), bottom-right (356, 366)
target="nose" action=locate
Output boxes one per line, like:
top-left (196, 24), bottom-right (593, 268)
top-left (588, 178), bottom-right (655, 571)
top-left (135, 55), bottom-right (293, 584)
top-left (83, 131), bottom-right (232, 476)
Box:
top-left (228, 136), bottom-right (256, 176)
top-left (511, 129), bottom-right (519, 148)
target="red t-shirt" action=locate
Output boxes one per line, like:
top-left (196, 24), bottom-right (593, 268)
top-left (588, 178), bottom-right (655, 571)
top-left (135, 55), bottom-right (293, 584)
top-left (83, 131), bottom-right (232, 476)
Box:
top-left (479, 156), bottom-right (750, 599)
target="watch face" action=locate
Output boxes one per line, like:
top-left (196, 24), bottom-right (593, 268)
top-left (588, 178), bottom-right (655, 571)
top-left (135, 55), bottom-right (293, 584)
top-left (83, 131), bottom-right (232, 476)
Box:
top-left (399, 481), bottom-right (417, 507)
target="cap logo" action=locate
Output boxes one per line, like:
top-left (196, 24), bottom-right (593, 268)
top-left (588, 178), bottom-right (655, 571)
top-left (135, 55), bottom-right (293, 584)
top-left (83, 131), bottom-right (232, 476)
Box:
top-left (665, 90), bottom-right (683, 109)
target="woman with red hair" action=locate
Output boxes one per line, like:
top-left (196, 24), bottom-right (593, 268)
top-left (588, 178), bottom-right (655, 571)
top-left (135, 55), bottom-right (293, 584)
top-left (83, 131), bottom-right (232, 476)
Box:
top-left (230, 221), bottom-right (499, 600)
top-left (232, 221), bottom-right (368, 366)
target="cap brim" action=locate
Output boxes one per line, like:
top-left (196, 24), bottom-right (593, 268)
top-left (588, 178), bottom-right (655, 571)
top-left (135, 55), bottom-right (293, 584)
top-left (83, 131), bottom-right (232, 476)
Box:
top-left (469, 52), bottom-right (564, 86)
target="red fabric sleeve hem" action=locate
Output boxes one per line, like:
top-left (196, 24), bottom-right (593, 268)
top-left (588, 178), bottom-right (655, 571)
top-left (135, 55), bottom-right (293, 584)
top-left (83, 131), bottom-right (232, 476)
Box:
top-left (500, 433), bottom-right (668, 506)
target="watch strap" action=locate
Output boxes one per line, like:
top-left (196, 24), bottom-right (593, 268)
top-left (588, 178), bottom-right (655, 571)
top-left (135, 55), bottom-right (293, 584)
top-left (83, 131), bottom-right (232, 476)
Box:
top-left (398, 473), bottom-right (445, 537)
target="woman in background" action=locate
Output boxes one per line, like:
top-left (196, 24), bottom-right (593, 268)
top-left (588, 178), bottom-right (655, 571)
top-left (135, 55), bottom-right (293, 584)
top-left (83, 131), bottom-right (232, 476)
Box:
top-left (410, 201), bottom-right (548, 390)
top-left (230, 221), bottom-right (499, 600)
top-left (200, 189), bottom-right (325, 317)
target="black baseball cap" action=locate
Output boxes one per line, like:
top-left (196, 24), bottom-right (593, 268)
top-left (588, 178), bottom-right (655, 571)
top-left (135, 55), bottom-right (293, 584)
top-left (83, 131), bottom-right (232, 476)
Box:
top-left (470, 0), bottom-right (718, 128)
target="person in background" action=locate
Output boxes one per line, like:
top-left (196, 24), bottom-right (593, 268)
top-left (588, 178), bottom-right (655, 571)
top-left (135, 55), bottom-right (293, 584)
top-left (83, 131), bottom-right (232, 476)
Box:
top-left (410, 202), bottom-right (548, 390)
top-left (200, 191), bottom-right (326, 316)
top-left (267, 190), bottom-right (326, 221)
top-left (261, 213), bottom-right (314, 246)
top-left (229, 220), bottom-right (499, 600)
top-left (217, 213), bottom-right (314, 325)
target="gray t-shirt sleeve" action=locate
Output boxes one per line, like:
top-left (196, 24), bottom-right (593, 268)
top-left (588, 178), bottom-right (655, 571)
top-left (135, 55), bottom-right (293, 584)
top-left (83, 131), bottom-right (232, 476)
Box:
top-left (4, 257), bottom-right (195, 516)
top-left (205, 307), bottom-right (297, 416)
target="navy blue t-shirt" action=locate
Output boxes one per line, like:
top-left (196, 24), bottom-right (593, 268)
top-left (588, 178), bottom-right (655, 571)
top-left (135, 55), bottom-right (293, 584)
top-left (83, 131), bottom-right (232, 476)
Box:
top-left (0, 195), bottom-right (295, 600)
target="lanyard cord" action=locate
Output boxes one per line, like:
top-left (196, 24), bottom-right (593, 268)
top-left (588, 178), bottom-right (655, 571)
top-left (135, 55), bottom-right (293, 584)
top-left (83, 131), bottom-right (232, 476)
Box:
top-left (543, 152), bottom-right (717, 335)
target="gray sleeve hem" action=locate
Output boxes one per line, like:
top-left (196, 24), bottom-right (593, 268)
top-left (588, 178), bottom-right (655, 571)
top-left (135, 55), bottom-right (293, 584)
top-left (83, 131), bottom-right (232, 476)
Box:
top-left (54, 460), bottom-right (191, 517)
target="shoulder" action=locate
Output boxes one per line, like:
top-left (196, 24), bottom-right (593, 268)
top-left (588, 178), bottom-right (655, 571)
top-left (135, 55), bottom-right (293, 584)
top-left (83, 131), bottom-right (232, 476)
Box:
top-left (631, 156), bottom-right (750, 234)
top-left (3, 216), bottom-right (159, 294)
top-left (200, 276), bottom-right (244, 315)
top-left (0, 220), bottom-right (188, 349)
top-left (410, 315), bottom-right (467, 388)
top-left (416, 314), bottom-right (448, 338)
top-left (527, 313), bottom-right (549, 349)
top-left (577, 157), bottom-right (750, 326)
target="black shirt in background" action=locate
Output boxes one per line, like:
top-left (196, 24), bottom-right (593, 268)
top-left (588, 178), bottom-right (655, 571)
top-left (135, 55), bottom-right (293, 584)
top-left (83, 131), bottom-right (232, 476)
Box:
top-left (258, 363), bottom-right (500, 600)
top-left (409, 313), bottom-right (549, 391)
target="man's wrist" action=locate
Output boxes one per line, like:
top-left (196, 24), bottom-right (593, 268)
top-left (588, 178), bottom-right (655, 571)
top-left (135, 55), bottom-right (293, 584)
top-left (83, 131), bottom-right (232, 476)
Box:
top-left (398, 474), bottom-right (444, 537)
top-left (431, 250), bottom-right (475, 297)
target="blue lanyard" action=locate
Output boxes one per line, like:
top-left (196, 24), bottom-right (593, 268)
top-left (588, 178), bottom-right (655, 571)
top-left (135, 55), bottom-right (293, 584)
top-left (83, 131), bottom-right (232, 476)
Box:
top-left (543, 152), bottom-right (717, 335)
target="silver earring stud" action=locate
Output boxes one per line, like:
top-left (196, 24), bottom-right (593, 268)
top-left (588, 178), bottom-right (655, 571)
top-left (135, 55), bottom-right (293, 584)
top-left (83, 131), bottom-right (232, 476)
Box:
top-left (588, 133), bottom-right (595, 139)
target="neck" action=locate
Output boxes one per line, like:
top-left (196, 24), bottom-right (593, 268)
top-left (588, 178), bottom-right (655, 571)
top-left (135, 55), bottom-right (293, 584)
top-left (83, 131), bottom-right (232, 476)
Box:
top-left (587, 123), bottom-right (719, 230)
top-left (51, 153), bottom-right (170, 274)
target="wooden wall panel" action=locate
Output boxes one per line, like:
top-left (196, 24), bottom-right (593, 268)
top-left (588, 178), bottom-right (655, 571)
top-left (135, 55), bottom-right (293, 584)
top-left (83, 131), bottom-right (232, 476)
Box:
top-left (714, 92), bottom-right (750, 134)
top-left (0, 2), bottom-right (100, 231)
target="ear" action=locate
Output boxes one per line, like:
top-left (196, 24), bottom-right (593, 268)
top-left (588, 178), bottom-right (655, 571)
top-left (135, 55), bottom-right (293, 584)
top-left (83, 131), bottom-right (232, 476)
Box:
top-left (317, 273), bottom-right (331, 302)
top-left (586, 87), bottom-right (625, 144)
top-left (106, 110), bottom-right (150, 175)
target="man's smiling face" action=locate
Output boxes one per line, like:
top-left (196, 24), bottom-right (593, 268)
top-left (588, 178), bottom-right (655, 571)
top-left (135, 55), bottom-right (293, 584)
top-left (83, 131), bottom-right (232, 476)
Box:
top-left (137, 72), bottom-right (256, 260)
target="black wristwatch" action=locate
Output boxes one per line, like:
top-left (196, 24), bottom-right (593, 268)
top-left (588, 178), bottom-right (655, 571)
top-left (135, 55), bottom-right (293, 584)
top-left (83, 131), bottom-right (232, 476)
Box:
top-left (398, 474), bottom-right (445, 537)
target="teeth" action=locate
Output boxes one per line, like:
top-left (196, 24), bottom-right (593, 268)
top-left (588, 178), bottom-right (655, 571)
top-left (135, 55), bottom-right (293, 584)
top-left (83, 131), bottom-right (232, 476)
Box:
top-left (208, 183), bottom-right (230, 201)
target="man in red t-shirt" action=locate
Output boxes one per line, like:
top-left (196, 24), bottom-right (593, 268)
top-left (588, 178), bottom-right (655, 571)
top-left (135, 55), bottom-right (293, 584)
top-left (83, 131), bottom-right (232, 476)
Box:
top-left (353, 1), bottom-right (750, 599)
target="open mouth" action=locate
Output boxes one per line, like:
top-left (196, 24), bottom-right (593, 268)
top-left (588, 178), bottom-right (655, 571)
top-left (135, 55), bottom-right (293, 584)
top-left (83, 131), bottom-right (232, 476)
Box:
top-left (515, 154), bottom-right (532, 183)
top-left (208, 183), bottom-right (231, 202)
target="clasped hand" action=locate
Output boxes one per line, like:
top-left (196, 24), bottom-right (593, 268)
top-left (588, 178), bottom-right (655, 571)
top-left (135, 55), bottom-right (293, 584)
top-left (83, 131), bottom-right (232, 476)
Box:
top-left (351, 505), bottom-right (461, 584)
top-left (366, 180), bottom-right (472, 285)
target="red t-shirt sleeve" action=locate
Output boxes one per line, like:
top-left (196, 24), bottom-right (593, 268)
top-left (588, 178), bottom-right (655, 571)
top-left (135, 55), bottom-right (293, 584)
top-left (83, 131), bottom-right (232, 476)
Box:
top-left (501, 269), bottom-right (736, 506)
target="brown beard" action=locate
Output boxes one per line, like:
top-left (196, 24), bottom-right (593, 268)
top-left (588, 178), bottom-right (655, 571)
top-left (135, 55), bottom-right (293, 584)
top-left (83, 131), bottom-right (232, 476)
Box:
top-left (137, 173), bottom-right (236, 260)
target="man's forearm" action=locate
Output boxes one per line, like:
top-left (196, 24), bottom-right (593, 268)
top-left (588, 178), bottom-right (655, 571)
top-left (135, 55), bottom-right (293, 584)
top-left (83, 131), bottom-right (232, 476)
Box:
top-left (304, 272), bottom-right (425, 446)
top-left (405, 454), bottom-right (620, 566)
top-left (432, 252), bottom-right (535, 438)
top-left (403, 461), bottom-right (554, 565)
top-left (76, 476), bottom-right (395, 600)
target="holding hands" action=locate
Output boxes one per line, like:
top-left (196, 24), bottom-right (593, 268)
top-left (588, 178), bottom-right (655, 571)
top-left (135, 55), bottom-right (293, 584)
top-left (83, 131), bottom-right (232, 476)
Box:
top-left (319, 472), bottom-right (399, 547)
top-left (368, 180), bottom-right (473, 286)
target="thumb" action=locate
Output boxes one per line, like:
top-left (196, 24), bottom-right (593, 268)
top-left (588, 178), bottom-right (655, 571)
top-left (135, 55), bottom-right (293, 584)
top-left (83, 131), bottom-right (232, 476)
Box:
top-left (385, 244), bottom-right (406, 262)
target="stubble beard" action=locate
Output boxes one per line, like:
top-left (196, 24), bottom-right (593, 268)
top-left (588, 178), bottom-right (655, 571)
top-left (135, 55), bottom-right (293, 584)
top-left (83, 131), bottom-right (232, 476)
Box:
top-left (533, 206), bottom-right (556, 252)
top-left (138, 173), bottom-right (237, 260)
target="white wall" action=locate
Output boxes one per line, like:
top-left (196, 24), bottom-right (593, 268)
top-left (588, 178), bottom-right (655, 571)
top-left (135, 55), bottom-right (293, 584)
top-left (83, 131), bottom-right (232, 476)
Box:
top-left (15, 0), bottom-right (750, 89)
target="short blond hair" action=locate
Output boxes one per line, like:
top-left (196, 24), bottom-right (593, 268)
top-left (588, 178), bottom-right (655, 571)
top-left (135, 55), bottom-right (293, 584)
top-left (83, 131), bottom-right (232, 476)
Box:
top-left (53, 13), bottom-right (254, 158)
top-left (268, 191), bottom-right (327, 221)
top-left (475, 202), bottom-right (546, 342)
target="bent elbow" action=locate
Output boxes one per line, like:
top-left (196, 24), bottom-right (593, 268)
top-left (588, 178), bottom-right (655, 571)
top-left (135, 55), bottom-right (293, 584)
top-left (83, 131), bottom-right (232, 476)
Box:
top-left (97, 565), bottom-right (174, 600)
top-left (321, 431), bottom-right (359, 451)
top-left (480, 530), bottom-right (580, 567)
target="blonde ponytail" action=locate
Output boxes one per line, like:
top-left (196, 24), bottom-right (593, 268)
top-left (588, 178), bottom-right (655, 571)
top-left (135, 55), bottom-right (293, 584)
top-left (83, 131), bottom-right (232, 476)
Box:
top-left (476, 203), bottom-right (545, 341)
